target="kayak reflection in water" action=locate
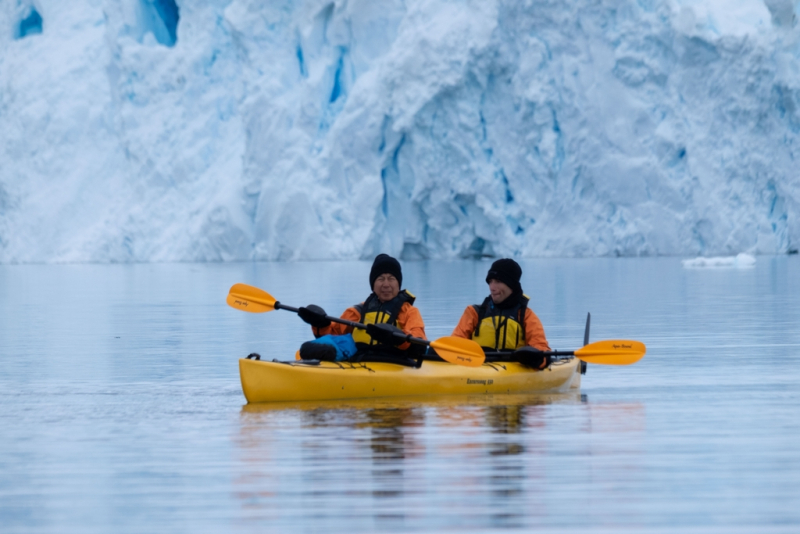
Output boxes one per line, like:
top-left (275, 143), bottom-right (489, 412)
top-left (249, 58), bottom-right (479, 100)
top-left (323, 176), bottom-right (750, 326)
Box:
top-left (297, 254), bottom-right (428, 364)
top-left (451, 259), bottom-right (552, 370)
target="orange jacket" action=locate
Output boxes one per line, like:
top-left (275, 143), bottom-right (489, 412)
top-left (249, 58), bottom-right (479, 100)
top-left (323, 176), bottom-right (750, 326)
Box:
top-left (312, 302), bottom-right (427, 350)
top-left (451, 306), bottom-right (551, 352)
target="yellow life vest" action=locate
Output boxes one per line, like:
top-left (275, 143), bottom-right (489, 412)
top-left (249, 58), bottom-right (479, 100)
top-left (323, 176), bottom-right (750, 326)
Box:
top-left (351, 290), bottom-right (416, 346)
top-left (471, 295), bottom-right (529, 351)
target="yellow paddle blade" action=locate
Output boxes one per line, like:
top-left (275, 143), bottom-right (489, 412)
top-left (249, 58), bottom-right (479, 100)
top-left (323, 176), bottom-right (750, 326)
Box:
top-left (227, 283), bottom-right (277, 313)
top-left (430, 336), bottom-right (486, 367)
top-left (574, 340), bottom-right (646, 365)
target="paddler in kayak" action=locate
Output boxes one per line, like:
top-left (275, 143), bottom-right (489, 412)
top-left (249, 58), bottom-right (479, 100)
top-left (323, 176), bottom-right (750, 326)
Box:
top-left (297, 254), bottom-right (427, 362)
top-left (451, 259), bottom-right (551, 369)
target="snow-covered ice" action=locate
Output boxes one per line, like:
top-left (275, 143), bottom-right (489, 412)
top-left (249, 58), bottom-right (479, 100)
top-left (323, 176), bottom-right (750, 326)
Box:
top-left (1, 0), bottom-right (799, 263)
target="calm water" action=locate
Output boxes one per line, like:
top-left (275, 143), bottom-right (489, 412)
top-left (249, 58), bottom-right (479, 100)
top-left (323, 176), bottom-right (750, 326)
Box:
top-left (1, 257), bottom-right (799, 533)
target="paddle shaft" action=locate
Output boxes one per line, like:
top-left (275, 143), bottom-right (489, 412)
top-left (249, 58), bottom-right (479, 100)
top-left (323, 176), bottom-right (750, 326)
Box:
top-left (273, 301), bottom-right (429, 348)
top-left (484, 349), bottom-right (576, 358)
top-left (483, 350), bottom-right (574, 366)
top-left (280, 306), bottom-right (576, 358)
top-left (483, 338), bottom-right (646, 366)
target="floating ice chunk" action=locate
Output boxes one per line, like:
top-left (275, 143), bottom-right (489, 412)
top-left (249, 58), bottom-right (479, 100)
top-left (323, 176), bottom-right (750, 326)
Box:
top-left (681, 253), bottom-right (756, 268)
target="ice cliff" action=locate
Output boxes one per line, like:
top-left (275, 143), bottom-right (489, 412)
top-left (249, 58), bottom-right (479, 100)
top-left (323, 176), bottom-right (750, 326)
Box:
top-left (1, 0), bottom-right (799, 262)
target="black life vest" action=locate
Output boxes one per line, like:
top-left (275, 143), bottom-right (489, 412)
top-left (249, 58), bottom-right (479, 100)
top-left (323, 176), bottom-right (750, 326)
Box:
top-left (352, 290), bottom-right (416, 347)
top-left (471, 295), bottom-right (529, 351)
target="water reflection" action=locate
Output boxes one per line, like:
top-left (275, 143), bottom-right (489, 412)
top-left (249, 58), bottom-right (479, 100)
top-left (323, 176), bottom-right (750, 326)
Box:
top-left (485, 405), bottom-right (528, 527)
top-left (239, 392), bottom-right (584, 414)
top-left (235, 392), bottom-right (613, 530)
top-left (362, 407), bottom-right (421, 527)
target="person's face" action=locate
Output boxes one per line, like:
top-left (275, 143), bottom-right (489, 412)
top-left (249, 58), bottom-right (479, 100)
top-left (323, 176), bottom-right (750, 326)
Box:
top-left (488, 279), bottom-right (512, 304)
top-left (373, 274), bottom-right (400, 302)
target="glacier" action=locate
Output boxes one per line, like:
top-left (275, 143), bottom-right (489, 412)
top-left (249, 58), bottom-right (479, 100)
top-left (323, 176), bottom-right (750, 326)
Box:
top-left (0, 0), bottom-right (799, 263)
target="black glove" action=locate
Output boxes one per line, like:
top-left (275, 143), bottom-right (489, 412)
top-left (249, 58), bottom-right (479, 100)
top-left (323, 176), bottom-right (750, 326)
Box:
top-left (366, 323), bottom-right (406, 346)
top-left (514, 346), bottom-right (551, 370)
top-left (297, 305), bottom-right (331, 328)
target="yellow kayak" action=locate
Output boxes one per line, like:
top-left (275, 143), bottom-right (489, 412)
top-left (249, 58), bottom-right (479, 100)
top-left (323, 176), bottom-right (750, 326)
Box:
top-left (239, 356), bottom-right (582, 403)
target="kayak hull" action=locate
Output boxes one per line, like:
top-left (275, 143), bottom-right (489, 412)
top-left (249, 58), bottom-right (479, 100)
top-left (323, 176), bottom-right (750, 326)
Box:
top-left (239, 357), bottom-right (582, 403)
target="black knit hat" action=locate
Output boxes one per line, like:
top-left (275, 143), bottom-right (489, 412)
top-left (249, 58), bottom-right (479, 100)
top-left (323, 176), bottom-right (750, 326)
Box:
top-left (370, 254), bottom-right (402, 289)
top-left (485, 258), bottom-right (522, 295)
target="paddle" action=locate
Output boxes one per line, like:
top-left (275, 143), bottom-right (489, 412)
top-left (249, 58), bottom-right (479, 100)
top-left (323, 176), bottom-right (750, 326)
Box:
top-left (485, 339), bottom-right (646, 366)
top-left (227, 283), bottom-right (486, 367)
top-left (580, 312), bottom-right (590, 374)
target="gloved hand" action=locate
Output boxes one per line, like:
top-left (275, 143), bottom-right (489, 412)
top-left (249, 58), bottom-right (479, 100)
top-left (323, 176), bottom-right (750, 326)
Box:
top-left (514, 346), bottom-right (551, 370)
top-left (297, 305), bottom-right (331, 328)
top-left (366, 323), bottom-right (406, 346)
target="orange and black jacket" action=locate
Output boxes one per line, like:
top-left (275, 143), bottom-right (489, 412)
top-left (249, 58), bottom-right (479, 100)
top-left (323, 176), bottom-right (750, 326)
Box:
top-left (451, 295), bottom-right (550, 352)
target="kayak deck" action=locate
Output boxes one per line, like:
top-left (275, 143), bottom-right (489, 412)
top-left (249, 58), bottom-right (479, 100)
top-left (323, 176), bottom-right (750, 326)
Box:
top-left (239, 357), bottom-right (582, 403)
